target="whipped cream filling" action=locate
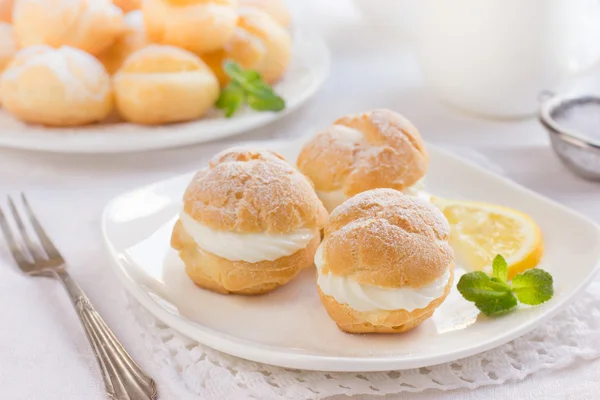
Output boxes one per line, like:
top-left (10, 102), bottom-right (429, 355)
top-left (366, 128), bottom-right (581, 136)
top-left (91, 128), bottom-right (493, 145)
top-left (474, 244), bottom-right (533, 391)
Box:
top-left (315, 245), bottom-right (450, 312)
top-left (317, 180), bottom-right (431, 212)
top-left (179, 211), bottom-right (317, 263)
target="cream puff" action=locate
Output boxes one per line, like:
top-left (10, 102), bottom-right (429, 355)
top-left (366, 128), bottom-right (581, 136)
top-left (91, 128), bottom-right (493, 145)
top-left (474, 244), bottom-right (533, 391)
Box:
top-left (143, 0), bottom-right (238, 55)
top-left (297, 109), bottom-right (429, 212)
top-left (239, 0), bottom-right (290, 27)
top-left (0, 22), bottom-right (16, 73)
top-left (97, 10), bottom-right (147, 74)
top-left (171, 147), bottom-right (328, 295)
top-left (316, 189), bottom-right (454, 333)
top-left (203, 7), bottom-right (291, 85)
top-left (113, 44), bottom-right (219, 125)
top-left (13, 0), bottom-right (124, 56)
top-left (0, 0), bottom-right (13, 22)
top-left (113, 0), bottom-right (141, 12)
top-left (0, 45), bottom-right (113, 126)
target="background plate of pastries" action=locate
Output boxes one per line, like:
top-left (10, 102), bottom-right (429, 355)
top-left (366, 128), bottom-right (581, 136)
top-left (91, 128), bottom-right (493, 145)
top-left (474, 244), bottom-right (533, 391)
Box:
top-left (0, 0), bottom-right (330, 153)
top-left (102, 110), bottom-right (600, 372)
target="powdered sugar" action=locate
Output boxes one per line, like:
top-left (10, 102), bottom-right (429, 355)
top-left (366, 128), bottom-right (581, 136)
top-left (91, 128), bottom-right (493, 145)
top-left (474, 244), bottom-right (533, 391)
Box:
top-left (1, 45), bottom-right (110, 101)
top-left (184, 146), bottom-right (327, 233)
top-left (330, 188), bottom-right (449, 238)
top-left (298, 110), bottom-right (428, 195)
top-left (322, 189), bottom-right (452, 287)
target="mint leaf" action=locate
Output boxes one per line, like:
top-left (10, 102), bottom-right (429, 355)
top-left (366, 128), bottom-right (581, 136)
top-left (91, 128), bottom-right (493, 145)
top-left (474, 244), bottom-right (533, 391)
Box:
top-left (223, 61), bottom-right (253, 82)
top-left (457, 271), bottom-right (516, 316)
top-left (219, 61), bottom-right (286, 117)
top-left (476, 292), bottom-right (518, 316)
top-left (512, 269), bottom-right (554, 305)
top-left (492, 254), bottom-right (508, 282)
top-left (247, 92), bottom-right (285, 112)
top-left (215, 82), bottom-right (245, 118)
top-left (457, 271), bottom-right (512, 303)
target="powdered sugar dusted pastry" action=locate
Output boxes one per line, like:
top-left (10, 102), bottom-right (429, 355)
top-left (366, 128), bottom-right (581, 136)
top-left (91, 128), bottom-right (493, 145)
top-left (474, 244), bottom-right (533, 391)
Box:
top-left (203, 7), bottom-right (291, 85)
top-left (239, 0), bottom-right (290, 27)
top-left (0, 45), bottom-right (113, 126)
top-left (98, 10), bottom-right (147, 74)
top-left (0, 22), bottom-right (16, 73)
top-left (143, 0), bottom-right (238, 54)
top-left (316, 189), bottom-right (454, 333)
top-left (0, 0), bottom-right (13, 22)
top-left (297, 109), bottom-right (429, 212)
top-left (13, 0), bottom-right (124, 56)
top-left (113, 0), bottom-right (141, 12)
top-left (171, 147), bottom-right (328, 295)
top-left (113, 44), bottom-right (219, 125)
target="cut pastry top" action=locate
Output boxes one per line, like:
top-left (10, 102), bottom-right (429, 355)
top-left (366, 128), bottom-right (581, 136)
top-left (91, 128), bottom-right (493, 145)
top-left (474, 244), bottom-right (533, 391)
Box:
top-left (297, 109), bottom-right (429, 196)
top-left (183, 147), bottom-right (328, 234)
top-left (320, 188), bottom-right (453, 289)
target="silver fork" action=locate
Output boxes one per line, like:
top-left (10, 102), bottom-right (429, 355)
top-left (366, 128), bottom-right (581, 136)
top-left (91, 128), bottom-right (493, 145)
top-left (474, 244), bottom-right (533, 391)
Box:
top-left (0, 194), bottom-right (157, 400)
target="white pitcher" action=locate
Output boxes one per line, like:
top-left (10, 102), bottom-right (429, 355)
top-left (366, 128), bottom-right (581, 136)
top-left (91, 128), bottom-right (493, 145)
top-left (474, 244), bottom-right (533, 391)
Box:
top-left (416, 0), bottom-right (600, 118)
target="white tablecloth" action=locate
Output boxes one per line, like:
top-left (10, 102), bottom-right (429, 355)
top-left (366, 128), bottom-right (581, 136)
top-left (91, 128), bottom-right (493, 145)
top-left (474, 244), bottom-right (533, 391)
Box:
top-left (1, 1), bottom-right (600, 399)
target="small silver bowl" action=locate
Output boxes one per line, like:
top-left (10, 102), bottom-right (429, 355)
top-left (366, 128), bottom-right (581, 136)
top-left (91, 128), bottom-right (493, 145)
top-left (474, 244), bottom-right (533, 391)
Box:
top-left (539, 93), bottom-right (600, 181)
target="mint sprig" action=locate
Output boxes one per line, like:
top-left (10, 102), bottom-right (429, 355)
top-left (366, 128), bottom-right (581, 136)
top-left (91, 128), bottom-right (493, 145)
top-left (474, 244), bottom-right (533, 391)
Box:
top-left (457, 254), bottom-right (553, 316)
top-left (512, 269), bottom-right (554, 305)
top-left (215, 61), bottom-right (285, 118)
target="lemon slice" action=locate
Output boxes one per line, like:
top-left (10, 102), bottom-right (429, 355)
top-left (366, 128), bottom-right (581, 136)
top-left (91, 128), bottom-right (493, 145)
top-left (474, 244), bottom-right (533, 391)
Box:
top-left (432, 197), bottom-right (544, 279)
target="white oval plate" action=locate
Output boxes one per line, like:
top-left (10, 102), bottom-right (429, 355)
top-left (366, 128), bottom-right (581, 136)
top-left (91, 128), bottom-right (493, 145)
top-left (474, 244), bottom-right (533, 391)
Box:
top-left (102, 138), bottom-right (600, 372)
top-left (0, 31), bottom-right (329, 154)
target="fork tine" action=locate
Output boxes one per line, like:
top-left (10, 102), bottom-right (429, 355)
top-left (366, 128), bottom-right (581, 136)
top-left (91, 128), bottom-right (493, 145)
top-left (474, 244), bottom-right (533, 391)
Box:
top-left (0, 205), bottom-right (30, 267)
top-left (20, 193), bottom-right (63, 262)
top-left (8, 196), bottom-right (47, 262)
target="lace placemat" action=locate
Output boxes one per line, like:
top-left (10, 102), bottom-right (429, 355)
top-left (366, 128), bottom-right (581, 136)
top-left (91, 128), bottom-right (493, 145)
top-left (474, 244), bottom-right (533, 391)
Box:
top-left (129, 276), bottom-right (600, 400)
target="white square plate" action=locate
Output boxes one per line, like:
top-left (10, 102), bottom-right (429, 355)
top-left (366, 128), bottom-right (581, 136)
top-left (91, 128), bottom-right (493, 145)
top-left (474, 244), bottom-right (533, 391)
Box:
top-left (102, 138), bottom-right (600, 372)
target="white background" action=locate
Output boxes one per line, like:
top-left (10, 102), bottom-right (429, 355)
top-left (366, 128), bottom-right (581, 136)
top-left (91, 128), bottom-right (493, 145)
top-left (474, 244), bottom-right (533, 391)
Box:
top-left (1, 0), bottom-right (600, 399)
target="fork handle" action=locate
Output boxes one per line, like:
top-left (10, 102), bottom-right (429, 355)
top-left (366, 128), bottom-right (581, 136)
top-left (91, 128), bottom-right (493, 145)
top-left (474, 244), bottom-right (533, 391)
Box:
top-left (55, 270), bottom-right (157, 400)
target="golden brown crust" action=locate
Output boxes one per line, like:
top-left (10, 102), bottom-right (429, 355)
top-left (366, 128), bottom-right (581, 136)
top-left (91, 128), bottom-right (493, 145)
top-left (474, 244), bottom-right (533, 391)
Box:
top-left (143, 0), bottom-right (238, 55)
top-left (13, 0), bottom-right (125, 56)
top-left (317, 268), bottom-right (453, 333)
top-left (183, 147), bottom-right (328, 233)
top-left (113, 45), bottom-right (219, 124)
top-left (202, 8), bottom-right (291, 86)
top-left (322, 188), bottom-right (453, 288)
top-left (297, 109), bottom-right (429, 196)
top-left (171, 220), bottom-right (319, 294)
